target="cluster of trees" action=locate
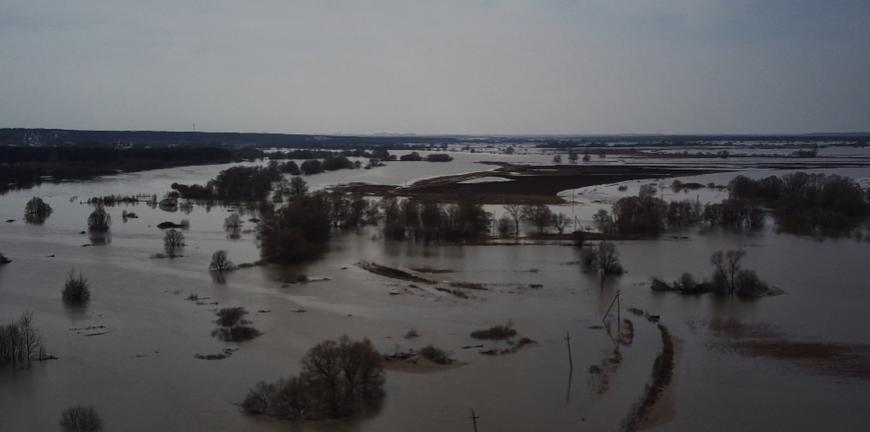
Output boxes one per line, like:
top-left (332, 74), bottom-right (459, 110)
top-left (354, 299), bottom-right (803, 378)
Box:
top-left (242, 336), bottom-right (384, 420)
top-left (269, 148), bottom-right (392, 162)
top-left (0, 311), bottom-right (45, 369)
top-left (172, 165), bottom-right (281, 201)
top-left (383, 199), bottom-right (491, 240)
top-left (24, 197), bottom-right (52, 224)
top-left (728, 173), bottom-right (869, 234)
top-left (594, 184), bottom-right (766, 236)
top-left (0, 145), bottom-right (250, 193)
top-left (397, 152), bottom-right (453, 162)
top-left (259, 194), bottom-right (331, 263)
top-left (211, 307), bottom-right (261, 342)
top-left (171, 157), bottom-right (361, 202)
top-left (495, 204), bottom-right (571, 239)
top-left (651, 249), bottom-right (771, 297)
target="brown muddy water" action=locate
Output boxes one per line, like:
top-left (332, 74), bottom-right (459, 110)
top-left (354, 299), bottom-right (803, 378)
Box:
top-left (1, 155), bottom-right (870, 431)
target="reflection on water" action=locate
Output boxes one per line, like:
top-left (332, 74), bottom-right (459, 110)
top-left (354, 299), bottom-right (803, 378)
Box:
top-left (1, 155), bottom-right (869, 431)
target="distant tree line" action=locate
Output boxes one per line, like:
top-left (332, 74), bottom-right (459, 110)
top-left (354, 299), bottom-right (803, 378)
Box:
top-left (397, 152), bottom-right (453, 162)
top-left (0, 146), bottom-right (257, 193)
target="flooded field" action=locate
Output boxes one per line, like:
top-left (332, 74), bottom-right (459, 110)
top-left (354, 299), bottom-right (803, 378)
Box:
top-left (2, 149), bottom-right (870, 431)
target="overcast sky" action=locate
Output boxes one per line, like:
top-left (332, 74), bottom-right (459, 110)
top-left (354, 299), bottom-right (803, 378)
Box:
top-left (1, 1), bottom-right (869, 135)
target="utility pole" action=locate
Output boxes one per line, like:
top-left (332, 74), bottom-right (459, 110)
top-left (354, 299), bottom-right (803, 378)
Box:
top-left (565, 331), bottom-right (574, 373)
top-left (469, 408), bottom-right (480, 432)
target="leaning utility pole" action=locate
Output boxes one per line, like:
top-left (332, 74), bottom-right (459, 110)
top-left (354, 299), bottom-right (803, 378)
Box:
top-left (469, 408), bottom-right (480, 432)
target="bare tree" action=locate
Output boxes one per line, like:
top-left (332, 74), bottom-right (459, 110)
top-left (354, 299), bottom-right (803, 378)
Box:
top-left (209, 250), bottom-right (235, 272)
top-left (711, 249), bottom-right (746, 295)
top-left (60, 405), bottom-right (102, 431)
top-left (288, 176), bottom-right (308, 199)
top-left (593, 209), bottom-right (614, 233)
top-left (163, 229), bottom-right (185, 258)
top-left (553, 213), bottom-right (569, 234)
top-left (503, 205), bottom-right (522, 240)
top-left (597, 241), bottom-right (624, 275)
top-left (521, 204), bottom-right (553, 234)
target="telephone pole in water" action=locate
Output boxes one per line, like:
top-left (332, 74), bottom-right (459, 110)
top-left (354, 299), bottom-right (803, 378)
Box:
top-left (469, 408), bottom-right (480, 432)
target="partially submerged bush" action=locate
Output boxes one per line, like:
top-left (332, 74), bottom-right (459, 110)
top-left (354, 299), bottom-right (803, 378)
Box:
top-left (62, 270), bottom-right (90, 305)
top-left (581, 241), bottom-right (624, 276)
top-left (87, 205), bottom-right (111, 232)
top-left (215, 307), bottom-right (247, 327)
top-left (242, 336), bottom-right (385, 420)
top-left (212, 307), bottom-right (260, 342)
top-left (24, 197), bottom-right (52, 223)
top-left (419, 344), bottom-right (452, 365)
top-left (209, 250), bottom-right (235, 272)
top-left (653, 250), bottom-right (772, 297)
top-left (212, 325), bottom-right (261, 342)
top-left (470, 324), bottom-right (517, 340)
top-left (59, 404), bottom-right (102, 431)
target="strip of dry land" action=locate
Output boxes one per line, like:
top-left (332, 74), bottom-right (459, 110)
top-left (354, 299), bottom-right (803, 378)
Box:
top-left (334, 164), bottom-right (722, 204)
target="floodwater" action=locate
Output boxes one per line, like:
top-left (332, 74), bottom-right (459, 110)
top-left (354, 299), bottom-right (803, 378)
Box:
top-left (1, 150), bottom-right (870, 431)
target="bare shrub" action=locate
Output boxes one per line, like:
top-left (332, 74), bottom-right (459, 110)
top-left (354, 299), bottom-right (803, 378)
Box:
top-left (470, 324), bottom-right (517, 340)
top-left (62, 270), bottom-right (90, 305)
top-left (419, 345), bottom-right (452, 365)
top-left (59, 405), bottom-right (102, 431)
top-left (215, 307), bottom-right (247, 327)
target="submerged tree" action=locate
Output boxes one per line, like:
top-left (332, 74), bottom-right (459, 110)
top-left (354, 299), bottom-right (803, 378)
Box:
top-left (503, 204), bottom-right (522, 240)
top-left (209, 250), bottom-right (235, 272)
top-left (87, 205), bottom-right (111, 232)
top-left (582, 241), bottom-right (624, 276)
top-left (241, 336), bottom-right (384, 420)
top-left (259, 193), bottom-right (331, 263)
top-left (521, 204), bottom-right (553, 234)
top-left (288, 176), bottom-right (308, 200)
top-left (59, 405), bottom-right (102, 432)
top-left (163, 229), bottom-right (185, 258)
top-left (24, 197), bottom-right (52, 224)
top-left (0, 310), bottom-right (45, 369)
top-left (62, 269), bottom-right (90, 305)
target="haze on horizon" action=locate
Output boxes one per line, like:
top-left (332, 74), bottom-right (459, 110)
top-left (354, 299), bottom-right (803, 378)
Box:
top-left (1, 0), bottom-right (869, 136)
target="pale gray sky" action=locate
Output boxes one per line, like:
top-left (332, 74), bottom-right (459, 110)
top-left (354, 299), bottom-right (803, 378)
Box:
top-left (1, 0), bottom-right (869, 134)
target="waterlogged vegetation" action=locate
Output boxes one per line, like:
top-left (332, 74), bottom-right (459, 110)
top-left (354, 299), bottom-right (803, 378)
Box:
top-left (3, 139), bottom-right (870, 431)
top-left (242, 337), bottom-right (384, 420)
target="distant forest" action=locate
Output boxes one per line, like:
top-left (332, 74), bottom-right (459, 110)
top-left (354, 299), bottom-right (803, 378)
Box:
top-left (2, 128), bottom-right (868, 150)
top-left (0, 146), bottom-right (258, 193)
